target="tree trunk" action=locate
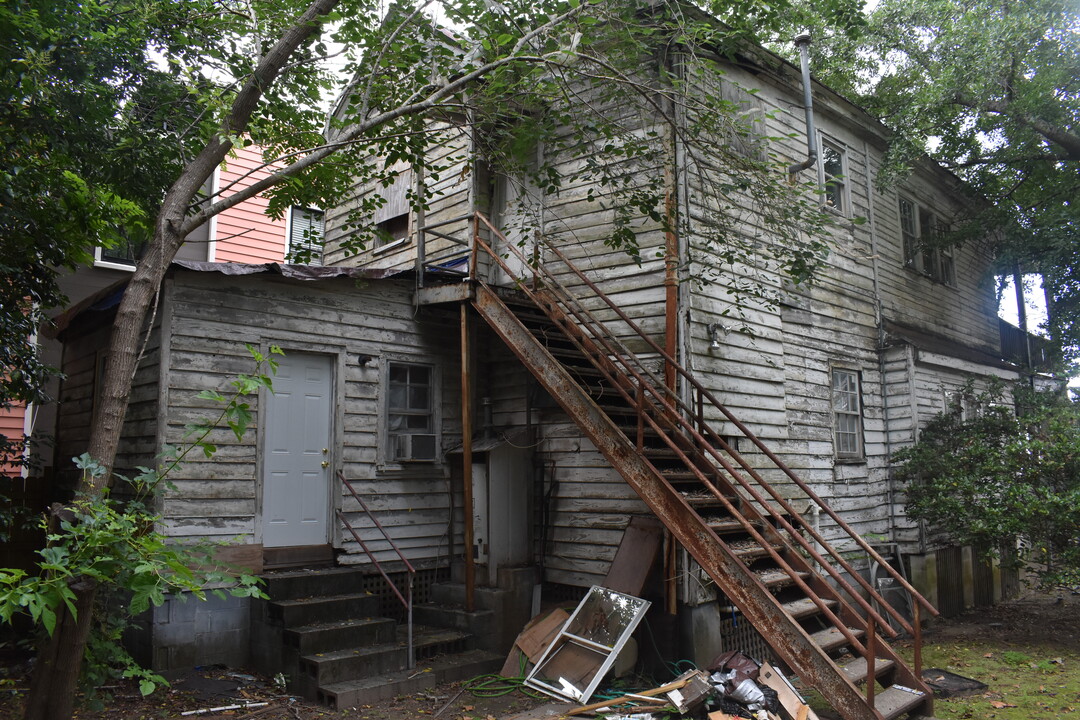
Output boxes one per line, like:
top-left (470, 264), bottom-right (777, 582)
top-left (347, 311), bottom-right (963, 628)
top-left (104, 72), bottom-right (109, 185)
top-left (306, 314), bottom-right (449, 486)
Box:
top-left (22, 580), bottom-right (98, 720)
top-left (16, 4), bottom-right (344, 718)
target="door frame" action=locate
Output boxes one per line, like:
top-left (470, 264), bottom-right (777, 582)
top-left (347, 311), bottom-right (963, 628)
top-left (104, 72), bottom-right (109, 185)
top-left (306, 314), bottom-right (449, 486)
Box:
top-left (254, 341), bottom-right (348, 549)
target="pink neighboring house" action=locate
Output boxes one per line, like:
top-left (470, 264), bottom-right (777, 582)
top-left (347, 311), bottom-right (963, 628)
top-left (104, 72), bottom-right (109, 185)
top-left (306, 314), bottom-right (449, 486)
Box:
top-left (0, 404), bottom-right (27, 476)
top-left (9, 145), bottom-right (323, 479)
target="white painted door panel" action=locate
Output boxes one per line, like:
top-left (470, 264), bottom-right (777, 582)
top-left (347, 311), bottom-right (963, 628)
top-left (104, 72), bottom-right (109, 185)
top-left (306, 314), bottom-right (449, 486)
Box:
top-left (262, 352), bottom-right (333, 547)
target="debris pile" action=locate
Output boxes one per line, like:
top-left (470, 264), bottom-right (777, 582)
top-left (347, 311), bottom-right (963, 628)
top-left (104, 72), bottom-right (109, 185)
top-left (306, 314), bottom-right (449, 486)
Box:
top-left (502, 587), bottom-right (820, 720)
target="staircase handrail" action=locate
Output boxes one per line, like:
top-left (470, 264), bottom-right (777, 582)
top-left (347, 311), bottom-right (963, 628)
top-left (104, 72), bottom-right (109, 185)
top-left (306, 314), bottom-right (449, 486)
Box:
top-left (469, 222), bottom-right (901, 641)
top-left (337, 470), bottom-right (415, 669)
top-left (470, 212), bottom-right (937, 628)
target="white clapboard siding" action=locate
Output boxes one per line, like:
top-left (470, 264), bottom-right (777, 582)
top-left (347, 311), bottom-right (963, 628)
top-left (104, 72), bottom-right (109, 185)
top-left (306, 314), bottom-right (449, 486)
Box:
top-left (149, 271), bottom-right (463, 565)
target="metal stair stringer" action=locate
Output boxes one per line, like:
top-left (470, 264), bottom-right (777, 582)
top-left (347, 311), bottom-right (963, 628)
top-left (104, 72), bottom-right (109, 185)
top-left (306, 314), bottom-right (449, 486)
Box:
top-left (470, 282), bottom-right (887, 720)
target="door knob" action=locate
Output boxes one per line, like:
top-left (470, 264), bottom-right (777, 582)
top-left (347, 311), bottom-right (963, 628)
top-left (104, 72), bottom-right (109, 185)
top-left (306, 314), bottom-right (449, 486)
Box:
top-left (321, 460), bottom-right (329, 468)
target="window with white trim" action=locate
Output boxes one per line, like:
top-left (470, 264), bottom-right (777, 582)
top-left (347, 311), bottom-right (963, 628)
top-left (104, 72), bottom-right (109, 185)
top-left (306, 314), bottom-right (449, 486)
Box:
top-left (820, 140), bottom-right (848, 215)
top-left (94, 233), bottom-right (147, 269)
top-left (899, 196), bottom-right (954, 286)
top-left (386, 362), bottom-right (437, 462)
top-left (832, 368), bottom-right (864, 459)
top-left (287, 206), bottom-right (324, 265)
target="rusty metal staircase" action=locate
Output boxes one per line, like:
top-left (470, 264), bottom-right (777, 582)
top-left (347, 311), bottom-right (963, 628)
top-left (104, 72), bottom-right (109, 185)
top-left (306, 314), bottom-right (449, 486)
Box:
top-left (427, 214), bottom-right (938, 720)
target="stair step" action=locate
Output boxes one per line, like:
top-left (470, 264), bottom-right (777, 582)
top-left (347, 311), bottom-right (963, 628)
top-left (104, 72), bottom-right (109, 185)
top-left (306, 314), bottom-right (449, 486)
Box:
top-left (261, 566), bottom-right (370, 600)
top-left (729, 542), bottom-right (782, 562)
top-left (299, 626), bottom-right (473, 685)
top-left (285, 617), bottom-right (397, 654)
top-left (873, 684), bottom-right (929, 720)
top-left (755, 569), bottom-right (808, 588)
top-left (808, 625), bottom-right (864, 653)
top-left (840, 656), bottom-right (896, 684)
top-left (683, 492), bottom-right (735, 509)
top-left (781, 597), bottom-right (838, 619)
top-left (269, 593), bottom-right (380, 626)
top-left (705, 517), bottom-right (756, 534)
top-left (317, 648), bottom-right (504, 709)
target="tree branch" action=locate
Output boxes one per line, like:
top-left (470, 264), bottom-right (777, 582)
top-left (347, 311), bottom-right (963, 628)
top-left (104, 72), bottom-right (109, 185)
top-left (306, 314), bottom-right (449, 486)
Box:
top-left (955, 94), bottom-right (1080, 162)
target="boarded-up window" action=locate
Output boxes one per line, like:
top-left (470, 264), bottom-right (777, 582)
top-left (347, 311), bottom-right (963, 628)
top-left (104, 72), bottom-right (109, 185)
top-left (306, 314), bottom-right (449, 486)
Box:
top-left (718, 77), bottom-right (765, 159)
top-left (374, 165), bottom-right (413, 248)
top-left (832, 368), bottom-right (863, 459)
top-left (288, 206), bottom-right (324, 265)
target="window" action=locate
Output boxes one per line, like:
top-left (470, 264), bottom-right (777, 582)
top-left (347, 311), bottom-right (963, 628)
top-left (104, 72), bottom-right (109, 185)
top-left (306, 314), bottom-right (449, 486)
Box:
top-left (832, 368), bottom-right (863, 459)
top-left (375, 213), bottom-right (409, 246)
top-left (287, 206), bottom-right (324, 265)
top-left (94, 234), bottom-right (147, 269)
top-left (899, 196), bottom-right (954, 285)
top-left (387, 362), bottom-right (437, 462)
top-left (820, 140), bottom-right (847, 214)
top-left (372, 164), bottom-right (413, 253)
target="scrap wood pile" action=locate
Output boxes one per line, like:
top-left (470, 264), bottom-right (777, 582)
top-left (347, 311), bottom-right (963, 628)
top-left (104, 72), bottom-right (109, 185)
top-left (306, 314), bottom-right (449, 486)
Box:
top-left (554, 654), bottom-right (819, 720)
top-left (500, 586), bottom-right (819, 720)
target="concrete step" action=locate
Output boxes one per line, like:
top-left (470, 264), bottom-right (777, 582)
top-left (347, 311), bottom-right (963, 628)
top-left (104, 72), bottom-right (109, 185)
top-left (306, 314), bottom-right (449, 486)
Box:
top-left (413, 604), bottom-right (498, 651)
top-left (285, 616), bottom-right (397, 655)
top-left (261, 566), bottom-right (371, 601)
top-left (430, 582), bottom-right (507, 611)
top-left (316, 648), bottom-right (504, 709)
top-left (298, 625), bottom-right (474, 687)
top-left (268, 592), bottom-right (381, 626)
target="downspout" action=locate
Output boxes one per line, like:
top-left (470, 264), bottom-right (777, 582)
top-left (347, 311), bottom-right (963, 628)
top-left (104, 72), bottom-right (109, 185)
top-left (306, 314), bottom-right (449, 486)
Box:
top-left (864, 140), bottom-right (898, 545)
top-left (788, 33), bottom-right (818, 176)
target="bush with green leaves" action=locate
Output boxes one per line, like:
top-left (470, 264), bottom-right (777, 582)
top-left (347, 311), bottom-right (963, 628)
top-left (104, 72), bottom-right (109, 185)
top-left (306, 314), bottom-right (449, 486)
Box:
top-left (893, 381), bottom-right (1080, 590)
top-left (0, 345), bottom-right (279, 699)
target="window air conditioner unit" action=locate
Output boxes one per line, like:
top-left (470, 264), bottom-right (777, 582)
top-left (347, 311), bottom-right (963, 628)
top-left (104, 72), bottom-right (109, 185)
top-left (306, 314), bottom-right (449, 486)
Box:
top-left (393, 433), bottom-right (437, 461)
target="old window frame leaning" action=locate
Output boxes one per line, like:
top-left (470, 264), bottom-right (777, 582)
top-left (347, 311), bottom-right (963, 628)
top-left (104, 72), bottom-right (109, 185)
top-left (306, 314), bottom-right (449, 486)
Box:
top-left (818, 137), bottom-right (849, 215)
top-left (831, 367), bottom-right (864, 460)
top-left (898, 196), bottom-right (955, 286)
top-left (385, 360), bottom-right (438, 463)
top-left (287, 206), bottom-right (324, 265)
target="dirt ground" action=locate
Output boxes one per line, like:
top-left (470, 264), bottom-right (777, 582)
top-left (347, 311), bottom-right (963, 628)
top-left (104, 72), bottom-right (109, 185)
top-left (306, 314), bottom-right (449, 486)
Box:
top-left (1, 587), bottom-right (1077, 720)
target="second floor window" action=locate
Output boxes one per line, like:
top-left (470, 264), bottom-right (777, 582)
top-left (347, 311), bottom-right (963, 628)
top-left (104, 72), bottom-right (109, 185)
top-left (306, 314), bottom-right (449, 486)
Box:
top-left (832, 368), bottom-right (864, 459)
top-left (820, 141), bottom-right (847, 215)
top-left (288, 206), bottom-right (324, 265)
top-left (899, 197), bottom-right (954, 286)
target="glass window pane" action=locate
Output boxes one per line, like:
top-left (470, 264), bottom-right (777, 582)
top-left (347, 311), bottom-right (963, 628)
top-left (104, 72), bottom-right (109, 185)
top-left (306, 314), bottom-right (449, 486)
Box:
top-left (823, 146), bottom-right (843, 177)
top-left (405, 415), bottom-right (430, 431)
top-left (409, 386), bottom-right (429, 410)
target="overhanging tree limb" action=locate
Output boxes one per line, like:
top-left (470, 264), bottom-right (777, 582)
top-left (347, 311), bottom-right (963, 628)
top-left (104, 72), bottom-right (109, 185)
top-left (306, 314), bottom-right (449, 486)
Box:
top-left (954, 94), bottom-right (1080, 162)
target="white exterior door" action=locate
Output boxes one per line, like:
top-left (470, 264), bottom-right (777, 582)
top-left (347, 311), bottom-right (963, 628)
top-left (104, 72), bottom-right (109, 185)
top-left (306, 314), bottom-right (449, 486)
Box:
top-left (262, 352), bottom-right (333, 548)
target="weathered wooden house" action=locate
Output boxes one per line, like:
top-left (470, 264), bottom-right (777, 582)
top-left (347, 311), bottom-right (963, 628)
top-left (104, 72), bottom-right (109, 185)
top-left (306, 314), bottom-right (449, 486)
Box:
top-left (50, 12), bottom-right (1042, 720)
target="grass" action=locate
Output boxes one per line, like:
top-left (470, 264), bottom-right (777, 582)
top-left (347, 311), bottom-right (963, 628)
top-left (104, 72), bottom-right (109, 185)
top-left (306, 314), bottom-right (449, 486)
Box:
top-left (894, 636), bottom-right (1080, 719)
